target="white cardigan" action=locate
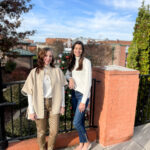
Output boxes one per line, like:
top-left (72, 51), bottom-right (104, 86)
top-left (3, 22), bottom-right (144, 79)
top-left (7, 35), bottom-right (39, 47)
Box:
top-left (66, 57), bottom-right (92, 104)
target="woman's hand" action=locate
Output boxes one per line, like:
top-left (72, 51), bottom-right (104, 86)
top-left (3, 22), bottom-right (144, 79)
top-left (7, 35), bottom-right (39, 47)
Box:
top-left (79, 103), bottom-right (86, 113)
top-left (60, 107), bottom-right (65, 115)
top-left (69, 78), bottom-right (75, 89)
top-left (29, 113), bottom-right (37, 121)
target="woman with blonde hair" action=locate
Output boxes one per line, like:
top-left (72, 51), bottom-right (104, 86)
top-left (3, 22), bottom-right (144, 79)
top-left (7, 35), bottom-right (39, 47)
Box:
top-left (21, 48), bottom-right (67, 150)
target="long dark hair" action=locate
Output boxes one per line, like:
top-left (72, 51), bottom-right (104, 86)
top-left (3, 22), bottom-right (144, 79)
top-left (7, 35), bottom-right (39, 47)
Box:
top-left (36, 48), bottom-right (55, 73)
top-left (68, 41), bottom-right (84, 71)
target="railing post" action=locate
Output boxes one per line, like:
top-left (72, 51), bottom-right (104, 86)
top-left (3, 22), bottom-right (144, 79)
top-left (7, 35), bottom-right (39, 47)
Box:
top-left (0, 60), bottom-right (8, 150)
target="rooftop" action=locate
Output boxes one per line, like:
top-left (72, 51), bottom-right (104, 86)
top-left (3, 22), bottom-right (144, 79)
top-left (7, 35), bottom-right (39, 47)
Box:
top-left (11, 49), bottom-right (35, 56)
top-left (102, 65), bottom-right (137, 71)
top-left (96, 40), bottom-right (131, 46)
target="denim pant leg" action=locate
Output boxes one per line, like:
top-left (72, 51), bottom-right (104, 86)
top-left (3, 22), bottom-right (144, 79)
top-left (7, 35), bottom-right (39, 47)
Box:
top-left (72, 90), bottom-right (89, 143)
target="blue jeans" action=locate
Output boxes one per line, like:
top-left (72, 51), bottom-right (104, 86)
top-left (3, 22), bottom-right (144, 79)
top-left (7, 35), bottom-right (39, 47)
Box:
top-left (72, 90), bottom-right (89, 143)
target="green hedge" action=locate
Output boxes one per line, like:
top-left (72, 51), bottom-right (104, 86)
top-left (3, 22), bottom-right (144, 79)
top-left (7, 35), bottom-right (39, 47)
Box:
top-left (3, 84), bottom-right (28, 109)
top-left (6, 116), bottom-right (36, 137)
top-left (5, 60), bottom-right (16, 73)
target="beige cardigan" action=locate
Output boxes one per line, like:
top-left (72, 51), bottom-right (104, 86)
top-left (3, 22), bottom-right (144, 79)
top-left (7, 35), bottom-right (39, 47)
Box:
top-left (21, 67), bottom-right (67, 119)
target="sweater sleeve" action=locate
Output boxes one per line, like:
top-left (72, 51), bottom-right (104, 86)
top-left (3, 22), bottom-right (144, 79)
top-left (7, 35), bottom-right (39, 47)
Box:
top-left (21, 69), bottom-right (34, 96)
top-left (65, 70), bottom-right (72, 81)
top-left (61, 87), bottom-right (65, 107)
top-left (81, 60), bottom-right (92, 104)
top-left (57, 68), bottom-right (68, 86)
top-left (56, 68), bottom-right (67, 107)
top-left (27, 94), bottom-right (35, 114)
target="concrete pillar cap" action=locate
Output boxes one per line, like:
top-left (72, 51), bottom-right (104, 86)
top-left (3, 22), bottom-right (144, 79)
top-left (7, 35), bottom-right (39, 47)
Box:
top-left (100, 65), bottom-right (137, 71)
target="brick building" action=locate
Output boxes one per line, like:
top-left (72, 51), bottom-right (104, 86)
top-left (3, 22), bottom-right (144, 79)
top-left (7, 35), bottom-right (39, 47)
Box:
top-left (96, 40), bottom-right (131, 67)
top-left (4, 39), bottom-right (36, 69)
top-left (45, 38), bottom-right (68, 45)
top-left (13, 39), bottom-right (37, 54)
top-left (28, 43), bottom-right (37, 53)
top-left (7, 49), bottom-right (35, 69)
top-left (45, 38), bottom-right (131, 67)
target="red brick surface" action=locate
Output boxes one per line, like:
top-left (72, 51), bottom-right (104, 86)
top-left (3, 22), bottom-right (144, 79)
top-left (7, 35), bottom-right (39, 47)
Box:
top-left (7, 128), bottom-right (96, 150)
top-left (46, 38), bottom-right (68, 45)
top-left (119, 46), bottom-right (126, 66)
top-left (96, 40), bottom-right (131, 45)
top-left (92, 66), bottom-right (139, 146)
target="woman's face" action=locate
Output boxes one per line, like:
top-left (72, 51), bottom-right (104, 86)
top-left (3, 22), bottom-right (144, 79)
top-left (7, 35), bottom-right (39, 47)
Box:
top-left (73, 44), bottom-right (83, 57)
top-left (44, 51), bottom-right (53, 65)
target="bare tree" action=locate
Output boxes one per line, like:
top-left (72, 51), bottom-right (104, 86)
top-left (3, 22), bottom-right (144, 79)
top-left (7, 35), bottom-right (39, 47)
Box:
top-left (51, 41), bottom-right (64, 58)
top-left (84, 42), bottom-right (113, 66)
top-left (0, 0), bottom-right (35, 55)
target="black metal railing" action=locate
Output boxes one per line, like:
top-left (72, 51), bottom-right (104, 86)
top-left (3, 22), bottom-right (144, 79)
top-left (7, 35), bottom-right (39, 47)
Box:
top-left (2, 78), bottom-right (98, 142)
top-left (135, 74), bottom-right (150, 126)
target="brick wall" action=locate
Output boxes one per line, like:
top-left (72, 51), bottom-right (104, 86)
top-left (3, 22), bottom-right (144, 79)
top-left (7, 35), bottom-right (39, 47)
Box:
top-left (119, 46), bottom-right (126, 66)
top-left (28, 46), bottom-right (37, 53)
top-left (96, 40), bottom-right (131, 67)
top-left (46, 38), bottom-right (68, 45)
top-left (92, 66), bottom-right (139, 146)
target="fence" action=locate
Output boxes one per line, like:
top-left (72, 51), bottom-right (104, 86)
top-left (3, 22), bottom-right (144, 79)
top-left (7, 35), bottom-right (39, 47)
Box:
top-left (2, 73), bottom-right (150, 146)
top-left (135, 74), bottom-right (150, 126)
top-left (2, 79), bottom-right (97, 142)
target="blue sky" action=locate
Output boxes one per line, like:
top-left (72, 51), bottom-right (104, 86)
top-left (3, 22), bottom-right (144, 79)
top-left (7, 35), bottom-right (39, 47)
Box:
top-left (19, 0), bottom-right (150, 42)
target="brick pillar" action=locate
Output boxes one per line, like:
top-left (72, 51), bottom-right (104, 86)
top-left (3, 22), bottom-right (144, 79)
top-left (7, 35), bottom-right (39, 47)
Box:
top-left (92, 65), bottom-right (139, 146)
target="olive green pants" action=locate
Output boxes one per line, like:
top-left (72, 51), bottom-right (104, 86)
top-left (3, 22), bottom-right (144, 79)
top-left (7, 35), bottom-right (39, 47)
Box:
top-left (35, 98), bottom-right (60, 150)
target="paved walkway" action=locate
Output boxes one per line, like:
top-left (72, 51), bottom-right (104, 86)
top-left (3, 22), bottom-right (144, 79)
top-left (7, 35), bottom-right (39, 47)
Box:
top-left (57, 123), bottom-right (150, 150)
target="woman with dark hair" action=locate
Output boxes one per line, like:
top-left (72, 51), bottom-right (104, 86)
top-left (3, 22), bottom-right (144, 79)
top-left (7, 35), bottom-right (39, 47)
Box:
top-left (66, 41), bottom-right (92, 150)
top-left (21, 48), bottom-right (67, 150)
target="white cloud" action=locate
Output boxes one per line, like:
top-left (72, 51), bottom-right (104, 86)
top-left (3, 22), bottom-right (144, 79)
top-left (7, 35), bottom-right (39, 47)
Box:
top-left (88, 12), bottom-right (133, 30)
top-left (65, 11), bottom-right (134, 39)
top-left (102, 0), bottom-right (150, 10)
top-left (18, 13), bottom-right (46, 31)
top-left (18, 9), bottom-right (134, 42)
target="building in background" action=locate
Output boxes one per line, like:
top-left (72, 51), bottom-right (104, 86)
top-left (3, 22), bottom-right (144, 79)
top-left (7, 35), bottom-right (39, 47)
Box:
top-left (96, 40), bottom-right (131, 67)
top-left (46, 38), bottom-right (68, 45)
top-left (15, 38), bottom-right (131, 68)
top-left (7, 49), bottom-right (35, 69)
top-left (5, 39), bottom-right (36, 69)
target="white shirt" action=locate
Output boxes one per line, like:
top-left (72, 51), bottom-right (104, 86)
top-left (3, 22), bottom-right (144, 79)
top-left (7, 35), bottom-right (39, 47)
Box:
top-left (66, 57), bottom-right (92, 104)
top-left (27, 66), bottom-right (65, 114)
top-left (43, 67), bottom-right (52, 98)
